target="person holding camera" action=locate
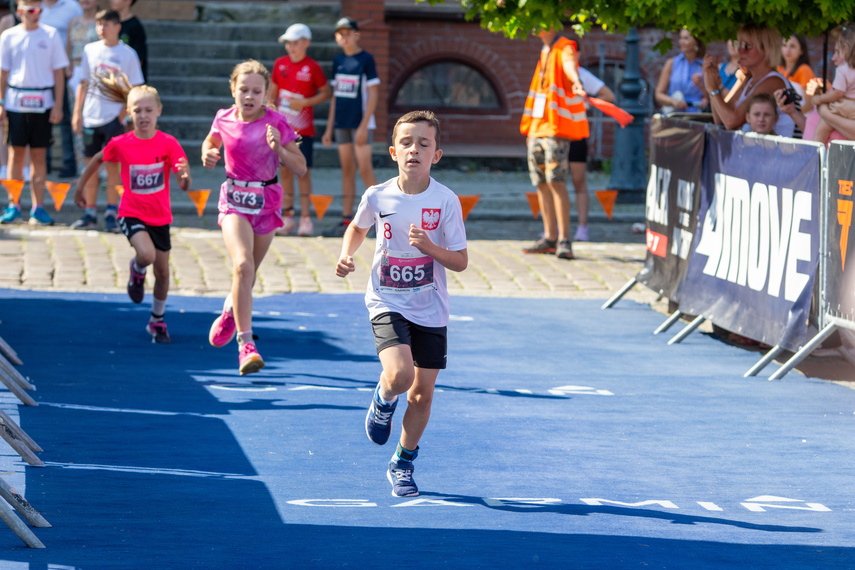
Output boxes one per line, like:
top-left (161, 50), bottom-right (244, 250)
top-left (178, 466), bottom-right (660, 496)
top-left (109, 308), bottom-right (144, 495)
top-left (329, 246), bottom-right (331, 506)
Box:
top-left (702, 24), bottom-right (796, 137)
top-left (778, 34), bottom-right (815, 114)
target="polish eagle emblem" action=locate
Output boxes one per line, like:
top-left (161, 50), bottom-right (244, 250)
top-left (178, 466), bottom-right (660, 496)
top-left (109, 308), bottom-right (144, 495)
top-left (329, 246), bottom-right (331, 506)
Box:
top-left (422, 208), bottom-right (441, 230)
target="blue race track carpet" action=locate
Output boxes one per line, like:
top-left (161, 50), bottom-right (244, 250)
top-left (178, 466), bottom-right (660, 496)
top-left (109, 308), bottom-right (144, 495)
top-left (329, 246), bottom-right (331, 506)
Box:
top-left (0, 290), bottom-right (853, 569)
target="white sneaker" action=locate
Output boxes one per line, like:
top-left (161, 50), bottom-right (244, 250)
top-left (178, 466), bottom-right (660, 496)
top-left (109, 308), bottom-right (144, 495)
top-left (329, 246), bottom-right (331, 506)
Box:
top-left (0, 166), bottom-right (6, 179)
top-left (574, 225), bottom-right (589, 242)
top-left (297, 216), bottom-right (313, 236)
top-left (276, 215), bottom-right (296, 236)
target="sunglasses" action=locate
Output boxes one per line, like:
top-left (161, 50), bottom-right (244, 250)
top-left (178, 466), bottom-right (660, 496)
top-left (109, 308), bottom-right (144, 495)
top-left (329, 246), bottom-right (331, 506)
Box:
top-left (736, 41), bottom-right (753, 51)
top-left (18, 6), bottom-right (42, 13)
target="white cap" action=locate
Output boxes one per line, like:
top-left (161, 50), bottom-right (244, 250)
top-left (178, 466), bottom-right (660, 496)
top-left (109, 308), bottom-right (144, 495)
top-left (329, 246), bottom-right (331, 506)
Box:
top-left (279, 23), bottom-right (312, 43)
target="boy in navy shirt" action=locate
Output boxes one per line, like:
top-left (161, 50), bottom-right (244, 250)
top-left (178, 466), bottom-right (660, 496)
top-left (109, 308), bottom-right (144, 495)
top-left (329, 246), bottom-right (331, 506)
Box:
top-left (321, 17), bottom-right (379, 236)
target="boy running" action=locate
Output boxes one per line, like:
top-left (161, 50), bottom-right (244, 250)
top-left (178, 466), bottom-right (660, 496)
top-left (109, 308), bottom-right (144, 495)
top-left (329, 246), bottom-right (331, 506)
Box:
top-left (71, 9), bottom-right (144, 231)
top-left (74, 85), bottom-right (191, 343)
top-left (268, 23), bottom-right (331, 237)
top-left (335, 110), bottom-right (468, 497)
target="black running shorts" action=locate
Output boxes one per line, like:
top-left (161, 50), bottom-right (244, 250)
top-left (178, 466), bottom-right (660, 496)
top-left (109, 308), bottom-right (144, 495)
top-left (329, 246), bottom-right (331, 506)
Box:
top-left (118, 216), bottom-right (172, 252)
top-left (371, 312), bottom-right (447, 370)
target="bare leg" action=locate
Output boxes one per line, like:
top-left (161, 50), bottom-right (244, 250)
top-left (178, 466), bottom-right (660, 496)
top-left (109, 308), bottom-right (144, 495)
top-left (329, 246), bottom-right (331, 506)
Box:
top-left (570, 161), bottom-right (589, 228)
top-left (337, 143), bottom-right (357, 218)
top-left (221, 214), bottom-right (275, 333)
top-left (28, 147), bottom-right (47, 208)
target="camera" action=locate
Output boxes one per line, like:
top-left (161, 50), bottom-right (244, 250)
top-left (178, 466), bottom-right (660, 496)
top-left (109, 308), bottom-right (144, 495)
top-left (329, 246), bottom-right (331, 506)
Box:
top-left (782, 87), bottom-right (802, 105)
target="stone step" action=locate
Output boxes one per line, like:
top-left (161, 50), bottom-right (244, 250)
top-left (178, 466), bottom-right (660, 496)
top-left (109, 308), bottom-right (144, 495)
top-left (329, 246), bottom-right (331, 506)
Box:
top-left (146, 21), bottom-right (340, 43)
top-left (157, 115), bottom-right (331, 140)
top-left (194, 1), bottom-right (341, 25)
top-left (158, 93), bottom-right (331, 118)
top-left (176, 140), bottom-right (359, 170)
top-left (149, 55), bottom-right (333, 80)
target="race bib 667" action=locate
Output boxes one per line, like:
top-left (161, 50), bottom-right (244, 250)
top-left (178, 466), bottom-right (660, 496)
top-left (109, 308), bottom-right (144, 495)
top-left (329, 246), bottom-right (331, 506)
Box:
top-left (129, 162), bottom-right (165, 195)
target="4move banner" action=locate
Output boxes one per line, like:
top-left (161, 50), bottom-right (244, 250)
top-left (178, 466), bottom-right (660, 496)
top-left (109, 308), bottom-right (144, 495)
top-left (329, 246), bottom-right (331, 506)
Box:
top-left (677, 129), bottom-right (822, 351)
top-left (635, 116), bottom-right (705, 302)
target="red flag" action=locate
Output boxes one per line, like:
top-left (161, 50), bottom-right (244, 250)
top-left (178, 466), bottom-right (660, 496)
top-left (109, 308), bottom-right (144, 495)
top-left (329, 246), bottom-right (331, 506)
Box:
top-left (586, 97), bottom-right (634, 128)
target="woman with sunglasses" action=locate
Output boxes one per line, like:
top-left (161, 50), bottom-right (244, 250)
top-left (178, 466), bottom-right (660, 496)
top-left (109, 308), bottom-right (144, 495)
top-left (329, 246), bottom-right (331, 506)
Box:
top-left (702, 24), bottom-right (796, 137)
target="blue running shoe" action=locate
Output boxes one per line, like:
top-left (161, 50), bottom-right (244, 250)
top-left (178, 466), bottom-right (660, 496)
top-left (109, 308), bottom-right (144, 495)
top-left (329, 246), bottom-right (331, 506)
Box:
top-left (0, 204), bottom-right (21, 224)
top-left (71, 212), bottom-right (97, 230)
top-left (104, 210), bottom-right (119, 233)
top-left (28, 206), bottom-right (54, 226)
top-left (365, 383), bottom-right (397, 445)
top-left (387, 459), bottom-right (419, 497)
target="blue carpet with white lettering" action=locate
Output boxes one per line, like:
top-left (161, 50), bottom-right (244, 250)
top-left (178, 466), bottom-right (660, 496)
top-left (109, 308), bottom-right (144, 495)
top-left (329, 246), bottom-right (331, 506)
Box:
top-left (0, 290), bottom-right (853, 569)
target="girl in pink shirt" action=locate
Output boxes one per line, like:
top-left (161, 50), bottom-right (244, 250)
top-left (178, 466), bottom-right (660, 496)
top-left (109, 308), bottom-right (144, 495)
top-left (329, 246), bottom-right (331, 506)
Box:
top-left (202, 59), bottom-right (306, 375)
top-left (73, 85), bottom-right (192, 344)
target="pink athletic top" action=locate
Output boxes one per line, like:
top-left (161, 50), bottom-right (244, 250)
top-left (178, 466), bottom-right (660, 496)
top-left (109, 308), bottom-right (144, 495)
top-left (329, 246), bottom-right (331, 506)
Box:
top-left (208, 106), bottom-right (298, 183)
top-left (104, 130), bottom-right (187, 226)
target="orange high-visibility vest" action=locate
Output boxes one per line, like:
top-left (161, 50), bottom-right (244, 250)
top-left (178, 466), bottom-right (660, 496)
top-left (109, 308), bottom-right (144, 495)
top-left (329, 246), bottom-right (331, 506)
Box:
top-left (520, 37), bottom-right (589, 140)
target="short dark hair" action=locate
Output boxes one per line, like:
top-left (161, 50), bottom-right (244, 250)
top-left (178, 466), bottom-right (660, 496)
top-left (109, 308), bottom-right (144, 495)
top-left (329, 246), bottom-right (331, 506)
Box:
top-left (392, 110), bottom-right (441, 149)
top-left (95, 10), bottom-right (122, 25)
top-left (747, 93), bottom-right (778, 116)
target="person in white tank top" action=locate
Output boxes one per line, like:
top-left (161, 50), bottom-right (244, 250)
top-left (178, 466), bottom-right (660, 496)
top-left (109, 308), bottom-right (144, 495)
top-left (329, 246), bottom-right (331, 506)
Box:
top-left (702, 24), bottom-right (795, 137)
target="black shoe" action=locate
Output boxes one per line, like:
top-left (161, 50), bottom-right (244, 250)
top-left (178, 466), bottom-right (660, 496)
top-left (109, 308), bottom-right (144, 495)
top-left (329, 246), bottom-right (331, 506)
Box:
top-left (556, 239), bottom-right (574, 259)
top-left (522, 237), bottom-right (556, 254)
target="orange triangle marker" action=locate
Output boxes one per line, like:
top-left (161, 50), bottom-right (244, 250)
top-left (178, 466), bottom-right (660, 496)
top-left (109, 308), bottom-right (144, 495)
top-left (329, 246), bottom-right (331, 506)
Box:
top-left (525, 191), bottom-right (540, 219)
top-left (458, 195), bottom-right (480, 221)
top-left (187, 189), bottom-right (210, 217)
top-left (1, 179), bottom-right (24, 204)
top-left (595, 190), bottom-right (619, 221)
top-left (114, 184), bottom-right (124, 197)
top-left (310, 194), bottom-right (334, 220)
top-left (45, 181), bottom-right (71, 211)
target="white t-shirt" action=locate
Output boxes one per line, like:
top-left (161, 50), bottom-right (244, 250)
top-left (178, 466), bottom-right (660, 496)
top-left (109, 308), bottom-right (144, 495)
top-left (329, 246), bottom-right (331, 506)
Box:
top-left (0, 24), bottom-right (69, 113)
top-left (80, 40), bottom-right (143, 127)
top-left (353, 176), bottom-right (468, 328)
top-left (579, 67), bottom-right (606, 97)
top-left (39, 0), bottom-right (83, 48)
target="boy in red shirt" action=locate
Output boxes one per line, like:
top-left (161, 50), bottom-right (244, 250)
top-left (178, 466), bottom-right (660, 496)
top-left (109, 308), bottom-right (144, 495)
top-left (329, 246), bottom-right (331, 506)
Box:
top-left (74, 85), bottom-right (191, 343)
top-left (267, 23), bottom-right (331, 236)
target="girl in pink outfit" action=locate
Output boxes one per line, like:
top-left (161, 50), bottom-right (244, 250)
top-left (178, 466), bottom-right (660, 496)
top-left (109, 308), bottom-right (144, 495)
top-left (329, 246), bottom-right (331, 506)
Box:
top-left (202, 59), bottom-right (306, 375)
top-left (810, 27), bottom-right (855, 143)
top-left (73, 85), bottom-right (192, 344)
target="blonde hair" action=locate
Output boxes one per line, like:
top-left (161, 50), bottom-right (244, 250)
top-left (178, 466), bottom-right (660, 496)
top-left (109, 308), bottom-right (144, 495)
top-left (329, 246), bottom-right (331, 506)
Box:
top-left (392, 110), bottom-right (442, 149)
top-left (127, 85), bottom-right (161, 108)
top-left (740, 24), bottom-right (782, 69)
top-left (229, 59), bottom-right (271, 91)
top-left (836, 26), bottom-right (855, 68)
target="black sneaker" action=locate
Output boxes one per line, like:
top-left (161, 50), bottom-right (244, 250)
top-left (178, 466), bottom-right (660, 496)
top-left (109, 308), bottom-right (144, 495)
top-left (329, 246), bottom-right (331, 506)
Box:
top-left (127, 258), bottom-right (146, 304)
top-left (556, 239), bottom-right (574, 259)
top-left (522, 237), bottom-right (556, 254)
top-left (322, 220), bottom-right (350, 237)
top-left (71, 212), bottom-right (97, 230)
top-left (146, 321), bottom-right (171, 344)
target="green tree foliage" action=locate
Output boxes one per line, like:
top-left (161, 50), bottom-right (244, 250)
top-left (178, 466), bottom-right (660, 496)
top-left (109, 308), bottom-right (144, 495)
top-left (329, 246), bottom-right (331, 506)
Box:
top-left (426, 0), bottom-right (855, 42)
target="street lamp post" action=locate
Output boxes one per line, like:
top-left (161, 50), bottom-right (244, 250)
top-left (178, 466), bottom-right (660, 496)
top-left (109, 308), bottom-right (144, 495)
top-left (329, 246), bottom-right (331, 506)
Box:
top-left (608, 27), bottom-right (648, 203)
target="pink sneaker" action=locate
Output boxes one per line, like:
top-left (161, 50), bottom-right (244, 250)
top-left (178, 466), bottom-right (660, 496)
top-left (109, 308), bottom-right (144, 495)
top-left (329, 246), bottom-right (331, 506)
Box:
top-left (297, 216), bottom-right (313, 236)
top-left (276, 215), bottom-right (296, 236)
top-left (209, 310), bottom-right (236, 347)
top-left (239, 343), bottom-right (265, 375)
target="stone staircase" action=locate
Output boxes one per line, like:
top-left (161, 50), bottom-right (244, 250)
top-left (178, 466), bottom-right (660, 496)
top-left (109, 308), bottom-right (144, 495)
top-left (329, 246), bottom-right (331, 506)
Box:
top-left (146, 2), bottom-right (344, 167)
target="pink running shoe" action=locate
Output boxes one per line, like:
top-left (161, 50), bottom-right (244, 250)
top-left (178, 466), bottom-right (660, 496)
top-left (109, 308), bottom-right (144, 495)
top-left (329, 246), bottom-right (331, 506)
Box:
top-left (239, 343), bottom-right (265, 375)
top-left (209, 310), bottom-right (236, 347)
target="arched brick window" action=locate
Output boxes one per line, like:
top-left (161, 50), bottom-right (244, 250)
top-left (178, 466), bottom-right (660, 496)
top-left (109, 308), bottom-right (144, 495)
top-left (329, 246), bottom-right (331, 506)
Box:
top-left (392, 60), bottom-right (502, 112)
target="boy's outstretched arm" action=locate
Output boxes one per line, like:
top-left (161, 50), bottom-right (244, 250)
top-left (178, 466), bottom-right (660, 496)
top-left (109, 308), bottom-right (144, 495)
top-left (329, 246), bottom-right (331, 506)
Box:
top-left (73, 151), bottom-right (105, 208)
top-left (408, 224), bottom-right (468, 272)
top-left (335, 223), bottom-right (370, 277)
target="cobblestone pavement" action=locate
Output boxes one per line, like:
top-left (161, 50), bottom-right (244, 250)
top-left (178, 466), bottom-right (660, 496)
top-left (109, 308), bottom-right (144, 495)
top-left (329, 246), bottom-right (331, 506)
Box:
top-left (0, 217), bottom-right (661, 308)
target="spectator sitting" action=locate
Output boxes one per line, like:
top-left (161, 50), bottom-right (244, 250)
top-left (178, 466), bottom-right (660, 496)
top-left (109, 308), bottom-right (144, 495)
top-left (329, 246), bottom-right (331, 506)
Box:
top-left (808, 27), bottom-right (855, 144)
top-left (702, 24), bottom-right (796, 137)
top-left (745, 93), bottom-right (778, 135)
top-left (778, 34), bottom-right (815, 113)
top-left (655, 29), bottom-right (707, 114)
